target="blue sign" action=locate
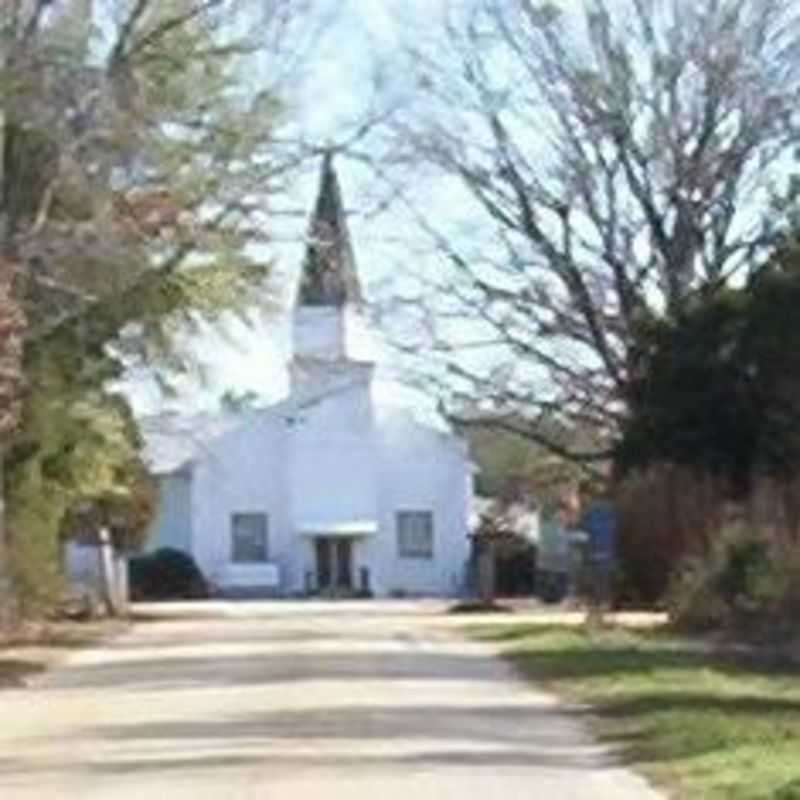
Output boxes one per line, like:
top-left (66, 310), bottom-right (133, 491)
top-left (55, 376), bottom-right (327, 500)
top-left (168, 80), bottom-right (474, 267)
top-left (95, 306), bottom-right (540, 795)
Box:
top-left (580, 501), bottom-right (617, 564)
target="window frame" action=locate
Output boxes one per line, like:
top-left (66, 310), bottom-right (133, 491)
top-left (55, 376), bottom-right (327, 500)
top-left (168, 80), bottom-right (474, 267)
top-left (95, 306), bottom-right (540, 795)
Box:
top-left (230, 511), bottom-right (269, 564)
top-left (396, 510), bottom-right (435, 559)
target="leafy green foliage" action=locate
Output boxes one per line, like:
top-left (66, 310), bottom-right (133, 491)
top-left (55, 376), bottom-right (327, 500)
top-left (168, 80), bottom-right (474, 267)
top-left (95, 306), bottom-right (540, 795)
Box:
top-left (468, 426), bottom-right (546, 498)
top-left (615, 248), bottom-right (800, 613)
top-left (5, 332), bottom-right (153, 609)
top-left (0, 1), bottom-right (289, 610)
top-left (618, 251), bottom-right (800, 497)
top-left (669, 522), bottom-right (800, 636)
top-left (473, 621), bottom-right (800, 800)
top-left (466, 423), bottom-right (588, 509)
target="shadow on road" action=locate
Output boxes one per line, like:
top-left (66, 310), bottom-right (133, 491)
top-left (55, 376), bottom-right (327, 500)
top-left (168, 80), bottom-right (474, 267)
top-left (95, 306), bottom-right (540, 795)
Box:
top-left (44, 648), bottom-right (511, 691)
top-left (0, 659), bottom-right (45, 688)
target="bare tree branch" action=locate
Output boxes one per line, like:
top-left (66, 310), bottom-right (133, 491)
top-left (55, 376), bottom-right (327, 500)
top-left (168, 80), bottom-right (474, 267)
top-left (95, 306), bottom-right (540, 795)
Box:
top-left (374, 0), bottom-right (800, 464)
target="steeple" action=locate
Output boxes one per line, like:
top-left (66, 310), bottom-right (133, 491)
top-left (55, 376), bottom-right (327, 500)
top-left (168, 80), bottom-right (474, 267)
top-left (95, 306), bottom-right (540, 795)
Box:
top-left (297, 153), bottom-right (363, 308)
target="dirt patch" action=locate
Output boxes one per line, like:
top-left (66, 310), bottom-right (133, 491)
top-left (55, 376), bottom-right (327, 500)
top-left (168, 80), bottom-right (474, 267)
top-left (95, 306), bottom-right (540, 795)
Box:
top-left (0, 618), bottom-right (128, 688)
top-left (0, 658), bottom-right (46, 688)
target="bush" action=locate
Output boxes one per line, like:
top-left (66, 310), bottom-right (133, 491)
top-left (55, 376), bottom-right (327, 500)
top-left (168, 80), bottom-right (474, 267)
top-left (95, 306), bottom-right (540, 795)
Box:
top-left (776, 778), bottom-right (800, 800)
top-left (615, 466), bottom-right (723, 607)
top-left (668, 522), bottom-right (800, 638)
top-left (128, 548), bottom-right (208, 601)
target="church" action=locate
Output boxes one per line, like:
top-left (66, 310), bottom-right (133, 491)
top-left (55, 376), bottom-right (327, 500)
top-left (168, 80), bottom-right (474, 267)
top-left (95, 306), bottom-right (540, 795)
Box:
top-left (142, 156), bottom-right (474, 597)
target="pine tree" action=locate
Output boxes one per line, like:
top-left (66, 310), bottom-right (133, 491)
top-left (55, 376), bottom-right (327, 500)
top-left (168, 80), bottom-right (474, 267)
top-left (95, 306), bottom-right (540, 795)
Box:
top-left (0, 0), bottom-right (293, 613)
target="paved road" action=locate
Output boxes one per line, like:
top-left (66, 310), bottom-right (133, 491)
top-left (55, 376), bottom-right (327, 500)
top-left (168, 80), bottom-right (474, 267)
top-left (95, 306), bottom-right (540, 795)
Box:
top-left (0, 601), bottom-right (663, 799)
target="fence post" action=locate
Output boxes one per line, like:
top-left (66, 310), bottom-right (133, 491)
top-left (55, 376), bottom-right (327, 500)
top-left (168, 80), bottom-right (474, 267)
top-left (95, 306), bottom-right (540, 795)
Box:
top-left (97, 527), bottom-right (120, 617)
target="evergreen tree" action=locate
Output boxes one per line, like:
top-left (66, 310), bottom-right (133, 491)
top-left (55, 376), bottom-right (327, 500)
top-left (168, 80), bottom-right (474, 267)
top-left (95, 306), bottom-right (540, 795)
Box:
top-left (0, 0), bottom-right (296, 612)
top-left (618, 239), bottom-right (800, 498)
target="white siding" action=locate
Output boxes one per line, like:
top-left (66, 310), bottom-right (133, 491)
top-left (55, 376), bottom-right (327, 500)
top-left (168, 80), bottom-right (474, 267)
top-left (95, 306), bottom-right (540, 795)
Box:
top-left (146, 312), bottom-right (473, 597)
top-left (146, 472), bottom-right (192, 553)
top-left (293, 307), bottom-right (347, 360)
top-left (191, 413), bottom-right (291, 591)
top-left (284, 376), bottom-right (377, 593)
top-left (366, 416), bottom-right (472, 596)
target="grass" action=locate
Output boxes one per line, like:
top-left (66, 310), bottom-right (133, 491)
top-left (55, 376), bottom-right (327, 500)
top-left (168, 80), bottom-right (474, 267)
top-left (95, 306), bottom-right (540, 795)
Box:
top-left (469, 620), bottom-right (800, 799)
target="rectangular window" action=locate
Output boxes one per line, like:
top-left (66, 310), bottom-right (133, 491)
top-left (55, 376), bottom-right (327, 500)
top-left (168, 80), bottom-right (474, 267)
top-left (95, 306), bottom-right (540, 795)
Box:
top-left (231, 513), bottom-right (269, 563)
top-left (396, 511), bottom-right (434, 559)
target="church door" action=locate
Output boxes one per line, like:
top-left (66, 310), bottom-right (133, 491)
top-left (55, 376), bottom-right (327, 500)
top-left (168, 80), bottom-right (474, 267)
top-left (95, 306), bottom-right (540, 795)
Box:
top-left (334, 538), bottom-right (353, 590)
top-left (315, 537), bottom-right (353, 592)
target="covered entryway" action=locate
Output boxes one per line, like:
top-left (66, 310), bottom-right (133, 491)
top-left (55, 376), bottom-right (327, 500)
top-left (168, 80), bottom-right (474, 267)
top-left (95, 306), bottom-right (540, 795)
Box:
top-left (299, 520), bottom-right (379, 596)
top-left (314, 537), bottom-right (353, 591)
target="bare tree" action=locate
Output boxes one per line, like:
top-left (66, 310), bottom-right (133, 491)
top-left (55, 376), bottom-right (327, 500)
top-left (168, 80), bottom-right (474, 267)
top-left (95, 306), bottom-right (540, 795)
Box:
top-left (379, 0), bottom-right (800, 462)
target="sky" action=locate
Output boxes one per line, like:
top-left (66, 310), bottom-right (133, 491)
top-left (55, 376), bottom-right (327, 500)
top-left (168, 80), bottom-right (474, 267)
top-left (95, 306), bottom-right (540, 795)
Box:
top-left (123, 0), bottom-right (450, 417)
top-left (122, 0), bottom-right (696, 421)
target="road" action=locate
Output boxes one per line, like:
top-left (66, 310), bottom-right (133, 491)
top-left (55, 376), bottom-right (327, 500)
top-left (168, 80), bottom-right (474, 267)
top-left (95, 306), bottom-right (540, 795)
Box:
top-left (0, 601), bottom-right (663, 799)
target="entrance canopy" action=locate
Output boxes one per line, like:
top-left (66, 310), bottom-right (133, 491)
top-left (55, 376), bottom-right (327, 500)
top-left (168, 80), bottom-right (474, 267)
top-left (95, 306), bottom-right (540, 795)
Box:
top-left (297, 520), bottom-right (378, 538)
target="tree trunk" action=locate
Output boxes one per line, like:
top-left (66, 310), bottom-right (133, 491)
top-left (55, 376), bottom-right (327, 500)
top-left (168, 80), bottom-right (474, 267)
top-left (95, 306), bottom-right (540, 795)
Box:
top-left (0, 452), bottom-right (17, 633)
top-left (0, 451), bottom-right (7, 630)
top-left (476, 542), bottom-right (496, 604)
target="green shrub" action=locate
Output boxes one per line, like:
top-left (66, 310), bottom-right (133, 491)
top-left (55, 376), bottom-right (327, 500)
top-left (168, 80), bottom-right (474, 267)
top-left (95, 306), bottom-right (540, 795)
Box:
top-left (668, 523), bottom-right (800, 637)
top-left (775, 778), bottom-right (800, 800)
top-left (128, 548), bottom-right (208, 601)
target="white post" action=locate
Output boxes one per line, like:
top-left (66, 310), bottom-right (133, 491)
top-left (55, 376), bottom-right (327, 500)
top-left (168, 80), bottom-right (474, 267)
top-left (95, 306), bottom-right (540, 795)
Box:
top-left (115, 552), bottom-right (129, 614)
top-left (97, 526), bottom-right (119, 617)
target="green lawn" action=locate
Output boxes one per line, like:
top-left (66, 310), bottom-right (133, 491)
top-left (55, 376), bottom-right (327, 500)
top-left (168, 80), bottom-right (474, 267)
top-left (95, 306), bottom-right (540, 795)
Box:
top-left (470, 621), bottom-right (800, 799)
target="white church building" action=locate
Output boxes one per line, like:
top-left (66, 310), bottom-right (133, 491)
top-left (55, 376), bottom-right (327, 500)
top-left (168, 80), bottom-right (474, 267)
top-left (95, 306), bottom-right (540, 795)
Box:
top-left (142, 156), bottom-right (474, 597)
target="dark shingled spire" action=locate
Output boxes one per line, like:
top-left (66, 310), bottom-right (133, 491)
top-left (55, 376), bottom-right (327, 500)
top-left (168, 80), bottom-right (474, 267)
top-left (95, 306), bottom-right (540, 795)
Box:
top-left (297, 153), bottom-right (363, 307)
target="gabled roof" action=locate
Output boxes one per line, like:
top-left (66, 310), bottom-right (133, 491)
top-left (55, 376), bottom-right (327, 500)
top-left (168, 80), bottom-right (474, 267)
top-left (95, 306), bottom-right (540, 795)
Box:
top-left (139, 398), bottom-right (291, 475)
top-left (296, 152), bottom-right (363, 308)
top-left (139, 412), bottom-right (242, 474)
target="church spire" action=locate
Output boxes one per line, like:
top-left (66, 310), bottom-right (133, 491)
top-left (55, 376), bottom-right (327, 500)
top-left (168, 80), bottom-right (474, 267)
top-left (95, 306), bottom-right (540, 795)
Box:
top-left (297, 152), bottom-right (363, 308)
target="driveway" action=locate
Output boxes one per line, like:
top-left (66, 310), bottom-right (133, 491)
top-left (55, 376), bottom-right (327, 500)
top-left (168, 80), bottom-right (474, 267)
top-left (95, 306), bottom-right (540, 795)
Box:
top-left (0, 601), bottom-right (663, 799)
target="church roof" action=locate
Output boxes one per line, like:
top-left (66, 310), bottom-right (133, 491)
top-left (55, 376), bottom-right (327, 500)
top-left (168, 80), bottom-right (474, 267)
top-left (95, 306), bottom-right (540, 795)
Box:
top-left (140, 388), bottom-right (469, 477)
top-left (296, 153), bottom-right (363, 307)
top-left (139, 412), bottom-right (244, 474)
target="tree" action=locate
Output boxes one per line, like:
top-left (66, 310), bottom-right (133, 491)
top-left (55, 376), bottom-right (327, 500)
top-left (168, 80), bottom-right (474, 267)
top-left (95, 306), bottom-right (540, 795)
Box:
top-left (0, 0), bottom-right (305, 612)
top-left (600, 238), bottom-right (800, 605)
top-left (619, 239), bottom-right (800, 498)
top-left (383, 0), bottom-right (800, 464)
top-left (466, 422), bottom-right (589, 510)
